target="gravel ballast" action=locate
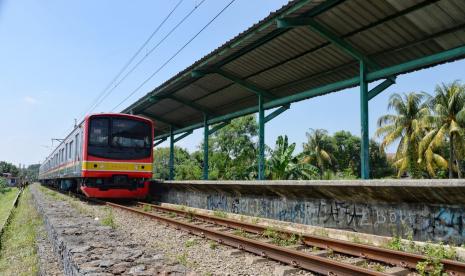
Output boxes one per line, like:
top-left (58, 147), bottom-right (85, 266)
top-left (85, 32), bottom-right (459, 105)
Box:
top-left (32, 185), bottom-right (314, 275)
top-left (31, 184), bottom-right (189, 275)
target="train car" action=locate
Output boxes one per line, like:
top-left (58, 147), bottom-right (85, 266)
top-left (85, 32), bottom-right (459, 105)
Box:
top-left (39, 113), bottom-right (153, 199)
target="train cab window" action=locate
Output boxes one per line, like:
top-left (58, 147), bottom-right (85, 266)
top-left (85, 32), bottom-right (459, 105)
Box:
top-left (89, 118), bottom-right (109, 146)
top-left (111, 119), bottom-right (151, 149)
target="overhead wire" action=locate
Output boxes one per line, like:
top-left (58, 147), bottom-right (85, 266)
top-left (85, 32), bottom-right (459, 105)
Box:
top-left (111, 0), bottom-right (237, 112)
top-left (81, 0), bottom-right (185, 118)
top-left (88, 0), bottom-right (207, 115)
top-left (60, 0), bottom-right (187, 138)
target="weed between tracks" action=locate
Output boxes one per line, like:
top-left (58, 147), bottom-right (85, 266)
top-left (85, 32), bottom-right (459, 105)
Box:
top-left (385, 232), bottom-right (461, 275)
top-left (233, 228), bottom-right (252, 238)
top-left (262, 227), bottom-right (302, 247)
top-left (142, 204), bottom-right (152, 212)
top-left (213, 210), bottom-right (227, 219)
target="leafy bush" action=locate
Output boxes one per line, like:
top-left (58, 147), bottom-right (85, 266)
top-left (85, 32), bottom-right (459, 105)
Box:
top-left (0, 178), bottom-right (11, 194)
top-left (416, 242), bottom-right (456, 276)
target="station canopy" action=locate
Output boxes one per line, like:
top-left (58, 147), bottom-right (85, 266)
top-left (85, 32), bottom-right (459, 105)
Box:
top-left (122, 0), bottom-right (465, 140)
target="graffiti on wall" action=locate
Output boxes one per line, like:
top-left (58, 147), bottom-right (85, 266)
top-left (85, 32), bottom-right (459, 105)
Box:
top-left (167, 191), bottom-right (465, 243)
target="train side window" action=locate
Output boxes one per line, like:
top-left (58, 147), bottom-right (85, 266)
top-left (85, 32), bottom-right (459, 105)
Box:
top-left (75, 133), bottom-right (80, 161)
top-left (69, 140), bottom-right (73, 160)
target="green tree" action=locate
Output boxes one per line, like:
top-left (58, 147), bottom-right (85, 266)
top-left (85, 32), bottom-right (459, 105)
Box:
top-left (23, 164), bottom-right (40, 181)
top-left (332, 131), bottom-right (360, 175)
top-left (421, 81), bottom-right (465, 178)
top-left (332, 131), bottom-right (394, 178)
top-left (376, 92), bottom-right (431, 178)
top-left (152, 147), bottom-right (201, 180)
top-left (208, 115), bottom-right (258, 180)
top-left (0, 161), bottom-right (19, 177)
top-left (369, 140), bottom-right (395, 178)
top-left (302, 129), bottom-right (335, 178)
top-left (266, 135), bottom-right (319, 180)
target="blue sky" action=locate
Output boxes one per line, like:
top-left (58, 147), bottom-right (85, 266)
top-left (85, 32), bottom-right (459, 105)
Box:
top-left (0, 0), bottom-right (464, 166)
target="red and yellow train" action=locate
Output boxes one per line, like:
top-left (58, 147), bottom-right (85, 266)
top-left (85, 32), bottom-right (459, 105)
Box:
top-left (38, 113), bottom-right (153, 199)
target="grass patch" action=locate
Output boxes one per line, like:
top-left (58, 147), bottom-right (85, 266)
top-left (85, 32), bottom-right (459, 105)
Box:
top-left (38, 186), bottom-right (93, 216)
top-left (101, 208), bottom-right (117, 229)
top-left (38, 185), bottom-right (64, 201)
top-left (177, 205), bottom-right (187, 211)
top-left (0, 188), bottom-right (18, 229)
top-left (233, 228), bottom-right (252, 238)
top-left (213, 210), bottom-right (227, 219)
top-left (416, 242), bottom-right (457, 276)
top-left (209, 241), bottom-right (218, 250)
top-left (0, 187), bottom-right (42, 275)
top-left (176, 252), bottom-right (188, 266)
top-left (262, 227), bottom-right (302, 246)
top-left (373, 263), bottom-right (385, 272)
top-left (142, 204), bottom-right (152, 212)
top-left (184, 239), bottom-right (198, 248)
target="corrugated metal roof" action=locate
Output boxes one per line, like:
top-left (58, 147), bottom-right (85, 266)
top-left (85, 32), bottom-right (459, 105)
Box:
top-left (122, 0), bottom-right (465, 138)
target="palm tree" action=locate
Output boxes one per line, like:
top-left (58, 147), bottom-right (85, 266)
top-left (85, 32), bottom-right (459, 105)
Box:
top-left (376, 92), bottom-right (431, 178)
top-left (302, 129), bottom-right (334, 178)
top-left (267, 135), bottom-right (318, 180)
top-left (422, 81), bottom-right (465, 178)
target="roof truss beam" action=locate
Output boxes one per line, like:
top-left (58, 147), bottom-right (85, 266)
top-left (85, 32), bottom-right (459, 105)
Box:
top-left (208, 120), bottom-right (230, 135)
top-left (277, 17), bottom-right (377, 68)
top-left (124, 0), bottom-right (441, 116)
top-left (174, 130), bottom-right (193, 143)
top-left (139, 111), bottom-right (182, 129)
top-left (192, 69), bottom-right (277, 99)
top-left (368, 78), bottom-right (395, 101)
top-left (277, 17), bottom-right (397, 84)
top-left (157, 95), bottom-right (215, 116)
top-left (155, 44), bottom-right (465, 140)
top-left (154, 138), bottom-right (167, 147)
top-left (265, 104), bottom-right (290, 123)
top-left (207, 0), bottom-right (347, 70)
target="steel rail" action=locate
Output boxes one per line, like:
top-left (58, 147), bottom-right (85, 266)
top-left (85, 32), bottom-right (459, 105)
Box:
top-left (41, 186), bottom-right (465, 275)
top-left (138, 202), bottom-right (465, 275)
top-left (106, 201), bottom-right (386, 276)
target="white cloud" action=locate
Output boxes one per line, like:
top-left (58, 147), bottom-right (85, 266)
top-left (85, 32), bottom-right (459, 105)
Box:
top-left (23, 96), bottom-right (38, 105)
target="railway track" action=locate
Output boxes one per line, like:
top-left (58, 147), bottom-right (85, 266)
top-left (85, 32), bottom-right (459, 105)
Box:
top-left (131, 202), bottom-right (465, 276)
top-left (44, 186), bottom-right (465, 275)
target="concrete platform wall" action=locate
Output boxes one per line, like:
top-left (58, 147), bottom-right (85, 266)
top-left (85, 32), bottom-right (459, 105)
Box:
top-left (151, 180), bottom-right (465, 244)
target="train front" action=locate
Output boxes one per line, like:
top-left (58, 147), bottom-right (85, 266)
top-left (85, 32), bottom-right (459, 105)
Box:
top-left (81, 113), bottom-right (153, 199)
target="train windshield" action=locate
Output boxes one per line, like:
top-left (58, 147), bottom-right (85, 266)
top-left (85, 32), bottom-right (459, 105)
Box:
top-left (88, 117), bottom-right (152, 160)
top-left (111, 119), bottom-right (151, 149)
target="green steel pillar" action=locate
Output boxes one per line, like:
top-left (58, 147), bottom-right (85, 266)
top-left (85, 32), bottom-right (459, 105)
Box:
top-left (258, 94), bottom-right (265, 180)
top-left (360, 60), bottom-right (370, 179)
top-left (203, 114), bottom-right (209, 180)
top-left (169, 126), bottom-right (174, 180)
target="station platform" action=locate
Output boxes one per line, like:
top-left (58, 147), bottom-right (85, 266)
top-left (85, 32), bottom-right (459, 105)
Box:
top-left (151, 179), bottom-right (465, 243)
